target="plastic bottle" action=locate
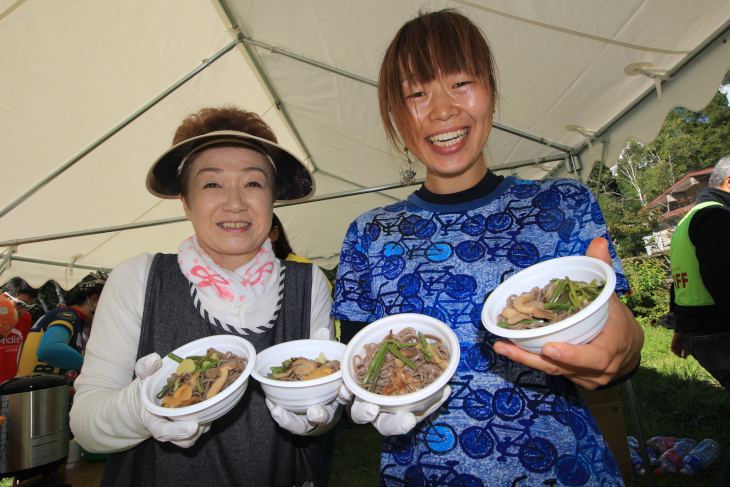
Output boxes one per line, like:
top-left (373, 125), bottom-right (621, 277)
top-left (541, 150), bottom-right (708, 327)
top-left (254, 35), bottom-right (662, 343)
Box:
top-left (680, 439), bottom-right (721, 475)
top-left (629, 445), bottom-right (645, 475)
top-left (647, 436), bottom-right (678, 454)
top-left (657, 439), bottom-right (698, 473)
top-left (646, 446), bottom-right (659, 466)
top-left (628, 436), bottom-right (638, 450)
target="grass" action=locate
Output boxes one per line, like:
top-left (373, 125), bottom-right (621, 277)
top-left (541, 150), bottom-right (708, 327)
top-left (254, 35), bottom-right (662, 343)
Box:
top-left (621, 324), bottom-right (729, 486)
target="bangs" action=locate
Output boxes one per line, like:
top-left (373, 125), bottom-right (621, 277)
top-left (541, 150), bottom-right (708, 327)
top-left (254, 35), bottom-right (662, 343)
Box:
top-left (397, 13), bottom-right (484, 85)
top-left (378, 9), bottom-right (497, 152)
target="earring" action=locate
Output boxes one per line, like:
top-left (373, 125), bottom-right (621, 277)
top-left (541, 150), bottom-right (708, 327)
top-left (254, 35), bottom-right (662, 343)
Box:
top-left (400, 147), bottom-right (417, 186)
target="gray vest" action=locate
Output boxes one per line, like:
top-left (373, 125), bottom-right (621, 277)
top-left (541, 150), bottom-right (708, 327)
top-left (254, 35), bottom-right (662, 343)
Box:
top-left (101, 254), bottom-right (324, 487)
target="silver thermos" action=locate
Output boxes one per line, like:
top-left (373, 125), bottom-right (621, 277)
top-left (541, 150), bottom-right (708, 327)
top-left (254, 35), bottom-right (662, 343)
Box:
top-left (0, 375), bottom-right (70, 483)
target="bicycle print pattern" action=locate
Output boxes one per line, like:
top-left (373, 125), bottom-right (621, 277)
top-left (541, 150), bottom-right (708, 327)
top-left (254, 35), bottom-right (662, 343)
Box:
top-left (333, 177), bottom-right (627, 486)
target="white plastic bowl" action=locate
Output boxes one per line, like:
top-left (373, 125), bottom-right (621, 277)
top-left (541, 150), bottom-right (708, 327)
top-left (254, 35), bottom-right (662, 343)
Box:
top-left (250, 339), bottom-right (346, 413)
top-left (140, 335), bottom-right (256, 423)
top-left (341, 313), bottom-right (460, 415)
top-left (482, 255), bottom-right (616, 354)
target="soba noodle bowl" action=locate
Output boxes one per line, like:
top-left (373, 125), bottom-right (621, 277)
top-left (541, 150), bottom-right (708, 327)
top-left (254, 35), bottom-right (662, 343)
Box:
top-left (354, 327), bottom-right (449, 395)
top-left (267, 356), bottom-right (341, 381)
top-left (498, 277), bottom-right (605, 330)
top-left (158, 348), bottom-right (248, 408)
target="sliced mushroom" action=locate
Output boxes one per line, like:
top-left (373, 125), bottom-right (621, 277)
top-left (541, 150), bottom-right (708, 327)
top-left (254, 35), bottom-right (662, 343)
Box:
top-left (205, 368), bottom-right (219, 379)
top-left (272, 368), bottom-right (294, 380)
top-left (206, 363), bottom-right (237, 399)
top-left (533, 308), bottom-right (558, 320)
top-left (500, 307), bottom-right (532, 325)
top-left (177, 396), bottom-right (203, 408)
top-left (291, 358), bottom-right (317, 378)
top-left (304, 366), bottom-right (334, 381)
top-left (399, 347), bottom-right (418, 358)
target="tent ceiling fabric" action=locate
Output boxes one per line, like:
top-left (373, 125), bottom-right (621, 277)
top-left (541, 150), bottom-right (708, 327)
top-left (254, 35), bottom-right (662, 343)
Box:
top-left (1, 0), bottom-right (729, 288)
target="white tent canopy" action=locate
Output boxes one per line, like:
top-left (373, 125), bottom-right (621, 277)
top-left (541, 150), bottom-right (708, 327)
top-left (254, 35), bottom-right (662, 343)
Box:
top-left (2, 0), bottom-right (729, 289)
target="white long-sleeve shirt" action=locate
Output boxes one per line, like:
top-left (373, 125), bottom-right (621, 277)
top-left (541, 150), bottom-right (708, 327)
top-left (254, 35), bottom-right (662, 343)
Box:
top-left (70, 253), bottom-right (333, 453)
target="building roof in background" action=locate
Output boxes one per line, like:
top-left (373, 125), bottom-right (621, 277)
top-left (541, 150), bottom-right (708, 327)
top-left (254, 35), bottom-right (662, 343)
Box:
top-left (644, 167), bottom-right (714, 210)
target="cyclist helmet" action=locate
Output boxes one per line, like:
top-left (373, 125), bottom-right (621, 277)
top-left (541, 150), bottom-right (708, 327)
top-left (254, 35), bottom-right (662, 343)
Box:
top-left (77, 271), bottom-right (108, 296)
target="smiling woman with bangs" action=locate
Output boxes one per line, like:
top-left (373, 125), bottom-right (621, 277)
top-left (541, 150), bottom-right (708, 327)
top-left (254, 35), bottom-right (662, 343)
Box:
top-left (332, 9), bottom-right (643, 487)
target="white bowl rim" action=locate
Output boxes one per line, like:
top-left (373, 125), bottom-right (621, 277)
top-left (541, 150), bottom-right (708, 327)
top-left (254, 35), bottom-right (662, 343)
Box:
top-left (250, 339), bottom-right (346, 388)
top-left (342, 313), bottom-right (460, 407)
top-left (482, 255), bottom-right (616, 338)
top-left (141, 335), bottom-right (256, 416)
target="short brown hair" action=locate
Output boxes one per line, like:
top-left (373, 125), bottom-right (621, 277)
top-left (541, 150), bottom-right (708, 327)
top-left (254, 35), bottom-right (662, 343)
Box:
top-left (175, 106), bottom-right (277, 199)
top-left (378, 9), bottom-right (498, 153)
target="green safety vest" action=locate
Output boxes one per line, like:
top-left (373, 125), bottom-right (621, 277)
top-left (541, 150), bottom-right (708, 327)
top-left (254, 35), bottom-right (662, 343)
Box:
top-left (669, 201), bottom-right (723, 306)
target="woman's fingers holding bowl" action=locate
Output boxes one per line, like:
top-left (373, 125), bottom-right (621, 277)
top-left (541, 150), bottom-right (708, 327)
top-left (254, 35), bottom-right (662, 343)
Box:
top-left (493, 339), bottom-right (615, 389)
top-left (584, 237), bottom-right (612, 265)
top-left (350, 397), bottom-right (380, 424)
top-left (494, 291), bottom-right (643, 389)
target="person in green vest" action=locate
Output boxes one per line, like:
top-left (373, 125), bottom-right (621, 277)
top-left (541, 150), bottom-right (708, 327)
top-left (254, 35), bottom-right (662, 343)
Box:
top-left (669, 155), bottom-right (730, 397)
top-left (670, 154), bottom-right (730, 487)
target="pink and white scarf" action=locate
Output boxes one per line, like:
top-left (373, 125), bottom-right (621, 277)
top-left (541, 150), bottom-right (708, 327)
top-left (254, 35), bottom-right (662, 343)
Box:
top-left (178, 235), bottom-right (275, 304)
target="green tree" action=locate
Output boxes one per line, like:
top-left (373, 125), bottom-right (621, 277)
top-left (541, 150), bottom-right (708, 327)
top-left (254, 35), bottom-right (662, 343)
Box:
top-left (593, 70), bottom-right (730, 258)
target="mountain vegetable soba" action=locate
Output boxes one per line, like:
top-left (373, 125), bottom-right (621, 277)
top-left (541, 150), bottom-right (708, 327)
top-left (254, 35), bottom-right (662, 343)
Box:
top-left (157, 348), bottom-right (247, 408)
top-left (354, 327), bottom-right (449, 395)
top-left (498, 277), bottom-right (605, 330)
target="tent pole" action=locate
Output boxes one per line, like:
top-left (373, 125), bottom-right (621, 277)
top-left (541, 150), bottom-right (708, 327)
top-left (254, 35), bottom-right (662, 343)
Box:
top-left (0, 246), bottom-right (17, 278)
top-left (489, 154), bottom-right (568, 172)
top-left (315, 169), bottom-right (402, 202)
top-left (0, 179), bottom-right (424, 247)
top-left (233, 33), bottom-right (576, 154)
top-left (9, 255), bottom-right (111, 274)
top-left (216, 0), bottom-right (321, 172)
top-left (0, 40), bottom-right (238, 220)
top-left (217, 0), bottom-right (418, 196)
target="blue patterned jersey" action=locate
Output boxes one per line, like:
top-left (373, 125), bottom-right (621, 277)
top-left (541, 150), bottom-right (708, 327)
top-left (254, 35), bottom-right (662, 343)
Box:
top-left (332, 177), bottom-right (628, 487)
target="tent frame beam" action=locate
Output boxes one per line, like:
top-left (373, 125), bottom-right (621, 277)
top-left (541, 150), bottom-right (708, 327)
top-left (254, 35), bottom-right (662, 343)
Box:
top-left (231, 31), bottom-right (575, 155)
top-left (0, 179), bottom-right (424, 248)
top-left (216, 0), bottom-right (399, 199)
top-left (0, 40), bottom-right (238, 220)
top-left (8, 255), bottom-right (111, 274)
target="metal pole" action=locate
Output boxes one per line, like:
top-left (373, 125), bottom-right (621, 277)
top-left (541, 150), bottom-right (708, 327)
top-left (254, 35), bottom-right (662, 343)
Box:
top-left (489, 154), bottom-right (568, 172)
top-left (623, 379), bottom-right (655, 486)
top-left (0, 179), bottom-right (424, 247)
top-left (243, 33), bottom-right (575, 153)
top-left (0, 246), bottom-right (17, 277)
top-left (9, 255), bottom-right (112, 273)
top-left (241, 37), bottom-right (379, 88)
top-left (0, 217), bottom-right (189, 247)
top-left (216, 0), bottom-right (576, 156)
top-left (216, 0), bottom-right (321, 172)
top-left (0, 40), bottom-right (238, 220)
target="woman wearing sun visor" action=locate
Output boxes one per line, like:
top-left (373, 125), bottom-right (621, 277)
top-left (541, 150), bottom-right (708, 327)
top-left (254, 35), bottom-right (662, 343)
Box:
top-left (70, 106), bottom-right (339, 487)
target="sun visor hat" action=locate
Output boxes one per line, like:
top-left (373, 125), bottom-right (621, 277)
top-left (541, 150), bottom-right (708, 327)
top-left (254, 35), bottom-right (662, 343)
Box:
top-left (146, 130), bottom-right (315, 203)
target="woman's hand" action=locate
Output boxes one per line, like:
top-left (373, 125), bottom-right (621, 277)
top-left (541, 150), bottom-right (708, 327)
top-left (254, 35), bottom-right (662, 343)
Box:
top-left (266, 397), bottom-right (343, 436)
top-left (344, 384), bottom-right (452, 436)
top-left (493, 238), bottom-right (644, 390)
